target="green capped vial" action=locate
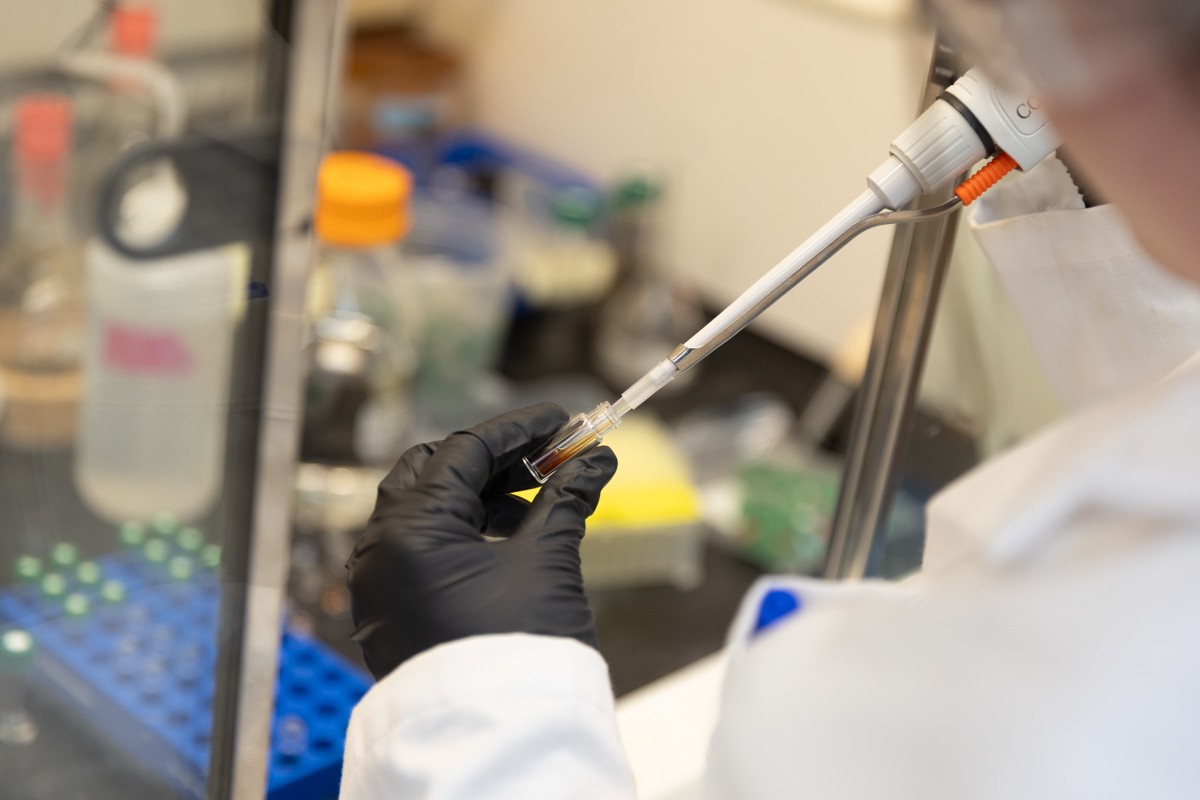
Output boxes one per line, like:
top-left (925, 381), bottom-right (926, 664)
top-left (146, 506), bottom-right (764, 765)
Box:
top-left (40, 573), bottom-right (67, 600)
top-left (143, 538), bottom-right (170, 564)
top-left (99, 579), bottom-right (126, 605)
top-left (176, 527), bottom-right (204, 553)
top-left (1, 628), bottom-right (34, 668)
top-left (13, 556), bottom-right (41, 583)
top-left (200, 544), bottom-right (221, 570)
top-left (63, 593), bottom-right (90, 618)
top-left (151, 512), bottom-right (179, 538)
top-left (118, 521), bottom-right (147, 548)
top-left (49, 542), bottom-right (79, 569)
top-left (167, 556), bottom-right (194, 582)
top-left (75, 561), bottom-right (102, 586)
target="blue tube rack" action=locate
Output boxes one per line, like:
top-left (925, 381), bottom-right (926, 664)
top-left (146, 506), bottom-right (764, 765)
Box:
top-left (0, 549), bottom-right (370, 800)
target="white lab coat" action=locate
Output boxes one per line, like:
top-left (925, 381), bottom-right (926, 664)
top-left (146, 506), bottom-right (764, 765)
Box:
top-left (340, 162), bottom-right (1200, 798)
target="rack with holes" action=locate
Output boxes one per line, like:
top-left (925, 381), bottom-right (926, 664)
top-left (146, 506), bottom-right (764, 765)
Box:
top-left (1, 538), bottom-right (370, 800)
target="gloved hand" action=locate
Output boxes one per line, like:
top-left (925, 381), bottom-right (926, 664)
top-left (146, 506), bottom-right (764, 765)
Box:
top-left (346, 402), bottom-right (617, 680)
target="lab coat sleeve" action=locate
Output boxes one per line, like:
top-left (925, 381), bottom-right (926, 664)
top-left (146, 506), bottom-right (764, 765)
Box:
top-left (339, 633), bottom-right (637, 800)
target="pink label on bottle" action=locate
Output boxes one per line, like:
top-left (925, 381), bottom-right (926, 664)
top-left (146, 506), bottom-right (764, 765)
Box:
top-left (103, 324), bottom-right (194, 375)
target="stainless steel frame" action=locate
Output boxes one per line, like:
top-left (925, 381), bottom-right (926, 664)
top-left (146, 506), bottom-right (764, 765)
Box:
top-left (225, 1), bottom-right (345, 798)
top-left (823, 36), bottom-right (965, 580)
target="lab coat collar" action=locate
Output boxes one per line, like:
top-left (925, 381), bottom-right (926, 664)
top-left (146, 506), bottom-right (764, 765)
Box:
top-left (925, 351), bottom-right (1200, 571)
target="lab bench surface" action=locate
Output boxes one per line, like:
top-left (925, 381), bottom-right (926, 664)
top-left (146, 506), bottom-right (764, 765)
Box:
top-left (592, 541), bottom-right (763, 697)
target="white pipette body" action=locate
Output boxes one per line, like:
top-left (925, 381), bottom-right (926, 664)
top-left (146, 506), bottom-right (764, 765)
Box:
top-left (684, 188), bottom-right (887, 351)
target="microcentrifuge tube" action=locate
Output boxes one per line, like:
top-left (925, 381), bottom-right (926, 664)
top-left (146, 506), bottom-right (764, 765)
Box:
top-left (76, 560), bottom-right (102, 586)
top-left (0, 629), bottom-right (38, 746)
top-left (524, 402), bottom-right (622, 484)
top-left (13, 556), bottom-right (41, 583)
top-left (143, 538), bottom-right (170, 564)
top-left (62, 594), bottom-right (91, 642)
top-left (50, 542), bottom-right (78, 569)
top-left (100, 579), bottom-right (126, 605)
top-left (176, 527), bottom-right (205, 553)
top-left (167, 555), bottom-right (194, 582)
top-left (276, 714), bottom-right (309, 757)
top-left (118, 521), bottom-right (147, 549)
top-left (152, 512), bottom-right (179, 538)
top-left (200, 544), bottom-right (221, 570)
top-left (40, 573), bottom-right (67, 600)
top-left (63, 593), bottom-right (90, 618)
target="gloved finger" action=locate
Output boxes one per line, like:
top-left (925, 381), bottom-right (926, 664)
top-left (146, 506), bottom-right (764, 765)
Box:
top-left (479, 405), bottom-right (578, 495)
top-left (514, 446), bottom-right (617, 546)
top-left (415, 402), bottom-right (568, 499)
top-left (378, 441), bottom-right (440, 492)
top-left (481, 492), bottom-right (531, 538)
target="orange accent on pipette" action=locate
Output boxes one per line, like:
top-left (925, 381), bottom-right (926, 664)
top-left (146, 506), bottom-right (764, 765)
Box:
top-left (954, 151), bottom-right (1019, 206)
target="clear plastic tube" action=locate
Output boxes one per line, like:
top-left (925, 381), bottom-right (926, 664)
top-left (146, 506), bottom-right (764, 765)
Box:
top-left (524, 401), bottom-right (622, 483)
top-left (613, 358), bottom-right (678, 416)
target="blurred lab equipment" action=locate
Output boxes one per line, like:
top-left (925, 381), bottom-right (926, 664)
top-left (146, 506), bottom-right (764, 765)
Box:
top-left (340, 26), bottom-right (462, 177)
top-left (738, 456), bottom-right (837, 573)
top-left (593, 172), bottom-right (704, 393)
top-left (302, 151), bottom-right (418, 467)
top-left (524, 67), bottom-right (1062, 482)
top-left (404, 190), bottom-right (513, 434)
top-left (512, 185), bottom-right (616, 308)
top-left (503, 184), bottom-right (616, 376)
top-left (0, 95), bottom-right (85, 449)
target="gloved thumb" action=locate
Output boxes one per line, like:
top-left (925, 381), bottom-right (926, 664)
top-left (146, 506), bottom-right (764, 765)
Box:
top-left (515, 446), bottom-right (617, 547)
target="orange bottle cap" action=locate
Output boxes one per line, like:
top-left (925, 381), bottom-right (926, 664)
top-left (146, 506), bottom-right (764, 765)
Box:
top-left (110, 5), bottom-right (158, 57)
top-left (15, 94), bottom-right (72, 164)
top-left (315, 152), bottom-right (411, 247)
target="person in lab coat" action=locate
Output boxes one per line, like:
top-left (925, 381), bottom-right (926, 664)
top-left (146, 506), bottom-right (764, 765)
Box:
top-left (340, 1), bottom-right (1200, 797)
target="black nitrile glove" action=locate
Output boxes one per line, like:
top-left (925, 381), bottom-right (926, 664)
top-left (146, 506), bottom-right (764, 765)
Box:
top-left (346, 402), bottom-right (618, 680)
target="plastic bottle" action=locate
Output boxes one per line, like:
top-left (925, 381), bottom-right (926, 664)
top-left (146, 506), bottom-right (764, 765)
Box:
top-left (0, 95), bottom-right (86, 449)
top-left (302, 152), bottom-right (418, 466)
top-left (74, 168), bottom-right (237, 524)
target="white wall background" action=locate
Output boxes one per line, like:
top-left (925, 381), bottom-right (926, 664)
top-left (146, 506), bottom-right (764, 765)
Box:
top-left (2, 1), bottom-right (261, 69)
top-left (426, 0), bottom-right (932, 361)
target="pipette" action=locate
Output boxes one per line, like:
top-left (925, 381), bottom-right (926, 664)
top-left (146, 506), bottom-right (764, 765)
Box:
top-left (525, 69), bottom-right (1061, 483)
